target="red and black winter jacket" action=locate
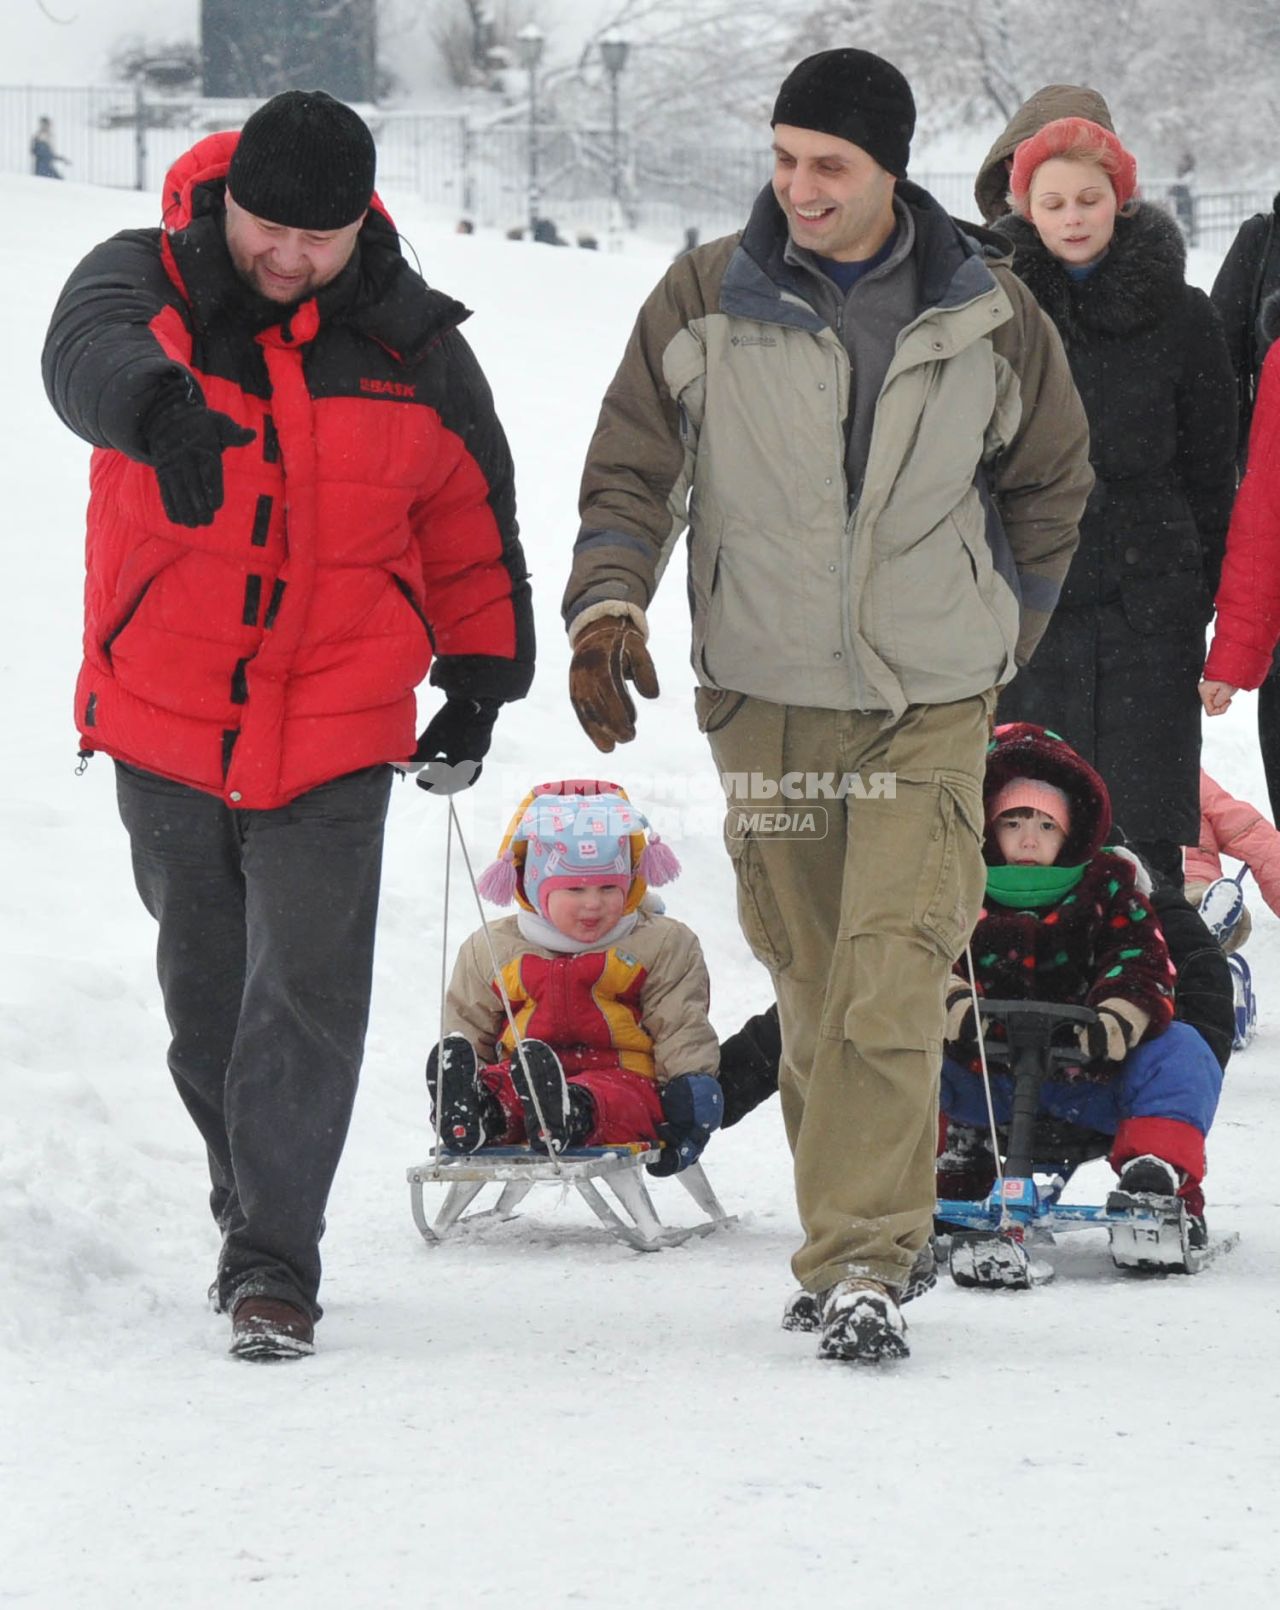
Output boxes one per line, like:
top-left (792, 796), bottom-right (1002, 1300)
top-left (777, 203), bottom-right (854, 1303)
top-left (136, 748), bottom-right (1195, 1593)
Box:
top-left (42, 132), bottom-right (534, 809)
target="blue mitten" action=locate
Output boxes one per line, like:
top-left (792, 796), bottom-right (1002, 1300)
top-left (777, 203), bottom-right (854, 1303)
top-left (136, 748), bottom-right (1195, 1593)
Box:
top-left (646, 1073), bottom-right (724, 1177)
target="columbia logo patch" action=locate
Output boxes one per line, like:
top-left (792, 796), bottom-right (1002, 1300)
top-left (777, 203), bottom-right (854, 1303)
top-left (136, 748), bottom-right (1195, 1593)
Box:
top-left (730, 334), bottom-right (776, 348)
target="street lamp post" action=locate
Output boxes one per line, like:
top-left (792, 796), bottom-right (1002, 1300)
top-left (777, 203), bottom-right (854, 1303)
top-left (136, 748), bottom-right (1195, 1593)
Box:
top-left (514, 23), bottom-right (545, 240)
top-left (599, 32), bottom-right (630, 252)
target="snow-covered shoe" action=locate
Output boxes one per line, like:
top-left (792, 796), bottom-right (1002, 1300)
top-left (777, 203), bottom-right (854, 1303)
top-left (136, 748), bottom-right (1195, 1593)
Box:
top-left (1197, 875), bottom-right (1247, 949)
top-left (784, 1243), bottom-right (934, 1333)
top-left (510, 1039), bottom-right (573, 1152)
top-left (229, 1296), bottom-right (314, 1361)
top-left (781, 1288), bottom-right (824, 1332)
top-left (427, 1033), bottom-right (490, 1154)
top-left (1112, 1154), bottom-right (1182, 1199)
top-left (1107, 1155), bottom-right (1197, 1272)
top-left (949, 1231), bottom-right (1034, 1289)
top-left (901, 1240), bottom-right (938, 1303)
top-left (817, 1279), bottom-right (909, 1363)
top-left (935, 1122), bottom-right (998, 1204)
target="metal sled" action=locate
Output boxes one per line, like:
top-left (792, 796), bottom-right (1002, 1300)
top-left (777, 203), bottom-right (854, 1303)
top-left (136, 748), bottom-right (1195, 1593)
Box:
top-left (407, 1144), bottom-right (736, 1253)
top-left (936, 1000), bottom-right (1237, 1288)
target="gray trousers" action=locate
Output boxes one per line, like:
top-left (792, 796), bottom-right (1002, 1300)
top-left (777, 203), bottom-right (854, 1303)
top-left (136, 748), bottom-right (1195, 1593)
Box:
top-left (115, 761), bottom-right (393, 1319)
top-left (701, 691), bottom-right (992, 1293)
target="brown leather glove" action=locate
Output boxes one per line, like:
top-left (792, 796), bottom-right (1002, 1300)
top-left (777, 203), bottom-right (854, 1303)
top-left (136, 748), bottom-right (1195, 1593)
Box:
top-left (568, 610), bottom-right (660, 752)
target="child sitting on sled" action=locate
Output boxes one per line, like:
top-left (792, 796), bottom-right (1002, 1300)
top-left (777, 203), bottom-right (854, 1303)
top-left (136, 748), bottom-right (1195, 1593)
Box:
top-left (939, 723), bottom-right (1225, 1240)
top-left (428, 780), bottom-right (723, 1175)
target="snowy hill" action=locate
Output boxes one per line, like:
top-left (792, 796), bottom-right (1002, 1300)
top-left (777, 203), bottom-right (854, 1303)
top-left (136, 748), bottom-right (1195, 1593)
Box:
top-left (2, 171), bottom-right (1277, 1608)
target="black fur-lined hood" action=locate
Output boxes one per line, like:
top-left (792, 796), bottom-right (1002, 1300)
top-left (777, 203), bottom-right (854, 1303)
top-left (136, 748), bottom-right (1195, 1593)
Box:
top-left (991, 201), bottom-right (1188, 340)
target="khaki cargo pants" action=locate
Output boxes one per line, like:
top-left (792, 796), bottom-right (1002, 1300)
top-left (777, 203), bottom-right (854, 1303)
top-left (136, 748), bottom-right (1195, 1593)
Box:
top-left (700, 688), bottom-right (993, 1293)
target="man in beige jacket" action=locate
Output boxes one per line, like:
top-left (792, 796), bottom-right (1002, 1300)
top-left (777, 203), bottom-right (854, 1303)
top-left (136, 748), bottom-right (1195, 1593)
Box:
top-left (563, 48), bottom-right (1092, 1362)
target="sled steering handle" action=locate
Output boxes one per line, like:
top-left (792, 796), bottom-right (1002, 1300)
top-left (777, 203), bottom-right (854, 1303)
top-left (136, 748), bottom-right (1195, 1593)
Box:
top-left (976, 1000), bottom-right (1101, 1180)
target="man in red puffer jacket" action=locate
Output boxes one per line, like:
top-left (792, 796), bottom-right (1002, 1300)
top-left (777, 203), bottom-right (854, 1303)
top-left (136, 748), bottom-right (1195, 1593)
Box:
top-left (42, 91), bottom-right (534, 1361)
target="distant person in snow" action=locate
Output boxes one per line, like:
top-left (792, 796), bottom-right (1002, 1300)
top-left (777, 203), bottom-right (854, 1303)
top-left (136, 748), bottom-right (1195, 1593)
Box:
top-left (42, 90), bottom-right (533, 1363)
top-left (979, 107), bottom-right (1236, 897)
top-left (430, 783), bottom-right (722, 1173)
top-left (31, 116), bottom-right (68, 179)
top-left (1168, 150), bottom-right (1197, 246)
top-left (562, 47), bottom-right (1092, 1363)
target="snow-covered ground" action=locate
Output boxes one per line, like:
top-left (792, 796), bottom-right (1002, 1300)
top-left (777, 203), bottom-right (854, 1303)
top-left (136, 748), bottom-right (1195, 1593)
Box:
top-left (2, 172), bottom-right (1277, 1609)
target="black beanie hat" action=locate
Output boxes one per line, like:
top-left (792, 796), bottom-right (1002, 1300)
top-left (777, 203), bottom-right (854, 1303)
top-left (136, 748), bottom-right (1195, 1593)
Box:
top-left (227, 90), bottom-right (376, 229)
top-left (771, 49), bottom-right (915, 179)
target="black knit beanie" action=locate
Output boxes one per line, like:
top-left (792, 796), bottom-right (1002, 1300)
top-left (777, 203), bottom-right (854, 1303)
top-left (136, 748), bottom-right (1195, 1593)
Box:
top-left (772, 49), bottom-right (915, 179)
top-left (227, 90), bottom-right (376, 229)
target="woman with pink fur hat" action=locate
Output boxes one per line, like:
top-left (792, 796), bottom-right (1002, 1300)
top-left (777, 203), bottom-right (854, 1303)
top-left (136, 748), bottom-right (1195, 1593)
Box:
top-left (427, 779), bottom-right (722, 1174)
top-left (989, 110), bottom-right (1236, 895)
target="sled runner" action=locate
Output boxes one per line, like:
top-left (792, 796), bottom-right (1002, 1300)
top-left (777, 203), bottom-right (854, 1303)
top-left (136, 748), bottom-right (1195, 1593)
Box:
top-left (407, 1143), bottom-right (736, 1253)
top-left (935, 1000), bottom-right (1237, 1289)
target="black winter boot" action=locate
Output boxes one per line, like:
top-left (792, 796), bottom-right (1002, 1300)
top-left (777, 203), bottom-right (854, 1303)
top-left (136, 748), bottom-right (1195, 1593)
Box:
top-left (428, 1033), bottom-right (498, 1153)
top-left (510, 1040), bottom-right (572, 1152)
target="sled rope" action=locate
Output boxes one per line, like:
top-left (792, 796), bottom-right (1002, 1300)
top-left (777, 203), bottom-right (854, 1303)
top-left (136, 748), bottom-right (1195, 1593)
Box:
top-left (963, 941), bottom-right (1007, 1203)
top-left (443, 797), bottom-right (567, 1179)
top-left (431, 806), bottom-right (454, 1152)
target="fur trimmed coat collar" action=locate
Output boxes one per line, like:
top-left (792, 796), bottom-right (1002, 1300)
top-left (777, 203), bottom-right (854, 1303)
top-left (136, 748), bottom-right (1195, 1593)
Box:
top-left (992, 202), bottom-right (1188, 341)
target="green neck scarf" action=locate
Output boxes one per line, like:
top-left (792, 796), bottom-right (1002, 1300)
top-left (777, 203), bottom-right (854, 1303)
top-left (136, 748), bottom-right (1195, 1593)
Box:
top-left (985, 862), bottom-right (1086, 908)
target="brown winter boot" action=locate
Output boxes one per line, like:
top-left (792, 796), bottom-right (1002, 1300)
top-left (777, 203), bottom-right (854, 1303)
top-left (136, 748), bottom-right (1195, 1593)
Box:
top-left (229, 1296), bottom-right (315, 1361)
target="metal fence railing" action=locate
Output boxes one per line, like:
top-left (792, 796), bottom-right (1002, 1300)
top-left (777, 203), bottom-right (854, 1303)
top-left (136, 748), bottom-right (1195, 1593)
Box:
top-left (1, 86), bottom-right (1269, 253)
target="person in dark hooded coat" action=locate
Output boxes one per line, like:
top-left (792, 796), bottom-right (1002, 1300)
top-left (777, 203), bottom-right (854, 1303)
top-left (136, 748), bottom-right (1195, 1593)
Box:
top-left (1211, 192), bottom-right (1280, 471)
top-left (984, 112), bottom-right (1236, 892)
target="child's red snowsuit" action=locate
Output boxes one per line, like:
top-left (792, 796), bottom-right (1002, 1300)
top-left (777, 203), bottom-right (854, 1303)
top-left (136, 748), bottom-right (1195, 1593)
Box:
top-left (443, 909), bottom-right (718, 1145)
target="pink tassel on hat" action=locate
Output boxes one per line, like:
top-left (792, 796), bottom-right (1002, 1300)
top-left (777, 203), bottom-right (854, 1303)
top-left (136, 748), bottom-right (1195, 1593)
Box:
top-left (477, 850), bottom-right (519, 905)
top-left (638, 834), bottom-right (680, 886)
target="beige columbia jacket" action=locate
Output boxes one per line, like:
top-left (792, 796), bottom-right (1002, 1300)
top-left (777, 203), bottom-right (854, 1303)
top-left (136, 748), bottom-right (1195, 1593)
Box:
top-left (564, 182), bottom-right (1093, 718)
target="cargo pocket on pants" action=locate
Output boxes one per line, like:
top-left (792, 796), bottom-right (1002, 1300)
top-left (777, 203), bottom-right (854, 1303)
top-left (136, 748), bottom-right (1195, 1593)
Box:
top-left (694, 686), bottom-right (747, 734)
top-left (913, 769), bottom-right (986, 960)
top-left (725, 828), bottom-right (794, 974)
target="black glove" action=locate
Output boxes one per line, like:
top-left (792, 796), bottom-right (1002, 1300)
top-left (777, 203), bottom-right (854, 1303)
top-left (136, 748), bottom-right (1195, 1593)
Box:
top-left (414, 697), bottom-right (500, 794)
top-left (143, 379), bottom-right (256, 528)
top-left (716, 1003), bottom-right (781, 1129)
top-left (646, 1073), bottom-right (724, 1177)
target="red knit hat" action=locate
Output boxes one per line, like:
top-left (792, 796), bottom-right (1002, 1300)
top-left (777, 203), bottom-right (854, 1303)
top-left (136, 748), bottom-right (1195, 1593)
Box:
top-left (1008, 116), bottom-right (1138, 215)
top-left (987, 777), bottom-right (1072, 837)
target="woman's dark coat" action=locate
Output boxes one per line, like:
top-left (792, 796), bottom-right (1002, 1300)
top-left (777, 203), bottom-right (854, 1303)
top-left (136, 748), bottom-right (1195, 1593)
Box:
top-left (992, 202), bottom-right (1237, 846)
top-left (1210, 192), bottom-right (1280, 465)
